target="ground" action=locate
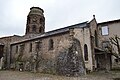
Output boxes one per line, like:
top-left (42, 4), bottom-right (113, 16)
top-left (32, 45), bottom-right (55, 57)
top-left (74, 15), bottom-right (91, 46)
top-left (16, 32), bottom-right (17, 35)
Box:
top-left (0, 70), bottom-right (120, 80)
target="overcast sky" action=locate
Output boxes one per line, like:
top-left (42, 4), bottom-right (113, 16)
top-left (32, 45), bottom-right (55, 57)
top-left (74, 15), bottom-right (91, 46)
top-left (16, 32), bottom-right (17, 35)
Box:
top-left (0, 0), bottom-right (120, 37)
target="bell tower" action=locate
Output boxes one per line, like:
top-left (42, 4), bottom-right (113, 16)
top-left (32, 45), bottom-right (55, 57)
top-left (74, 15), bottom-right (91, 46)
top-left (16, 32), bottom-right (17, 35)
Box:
top-left (25, 7), bottom-right (45, 35)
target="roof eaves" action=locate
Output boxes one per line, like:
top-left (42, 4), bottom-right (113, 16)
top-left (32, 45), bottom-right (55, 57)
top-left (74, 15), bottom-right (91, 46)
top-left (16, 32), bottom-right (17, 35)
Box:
top-left (98, 19), bottom-right (120, 25)
top-left (10, 29), bottom-right (69, 45)
top-left (11, 21), bottom-right (88, 45)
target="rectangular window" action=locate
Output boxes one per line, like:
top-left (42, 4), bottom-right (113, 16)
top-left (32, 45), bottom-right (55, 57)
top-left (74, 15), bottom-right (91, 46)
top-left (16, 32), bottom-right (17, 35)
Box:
top-left (16, 45), bottom-right (18, 53)
top-left (101, 26), bottom-right (109, 35)
top-left (20, 44), bottom-right (25, 53)
top-left (49, 39), bottom-right (54, 50)
top-left (29, 43), bottom-right (32, 52)
top-left (36, 41), bottom-right (42, 51)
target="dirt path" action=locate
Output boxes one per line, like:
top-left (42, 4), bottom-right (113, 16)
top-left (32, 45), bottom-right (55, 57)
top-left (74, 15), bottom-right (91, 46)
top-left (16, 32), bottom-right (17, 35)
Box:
top-left (0, 70), bottom-right (120, 80)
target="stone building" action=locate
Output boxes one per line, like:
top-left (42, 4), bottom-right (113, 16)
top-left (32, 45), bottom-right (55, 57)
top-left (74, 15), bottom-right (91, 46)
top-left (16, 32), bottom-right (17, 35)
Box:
top-left (0, 7), bottom-right (120, 76)
top-left (0, 35), bottom-right (22, 69)
top-left (98, 20), bottom-right (120, 68)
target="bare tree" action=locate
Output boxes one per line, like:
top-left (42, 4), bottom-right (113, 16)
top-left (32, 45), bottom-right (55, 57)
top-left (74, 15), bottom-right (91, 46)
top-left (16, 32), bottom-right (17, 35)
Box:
top-left (109, 35), bottom-right (120, 58)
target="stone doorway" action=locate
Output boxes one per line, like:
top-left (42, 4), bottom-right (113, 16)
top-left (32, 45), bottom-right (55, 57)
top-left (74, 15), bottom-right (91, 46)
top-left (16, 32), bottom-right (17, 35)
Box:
top-left (95, 53), bottom-right (112, 71)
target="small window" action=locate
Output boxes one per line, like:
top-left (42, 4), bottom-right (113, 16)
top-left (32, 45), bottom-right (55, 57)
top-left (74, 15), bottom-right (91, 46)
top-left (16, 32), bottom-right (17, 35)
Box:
top-left (27, 16), bottom-right (30, 24)
top-left (29, 43), bottom-right (32, 52)
top-left (95, 30), bottom-right (98, 47)
top-left (16, 45), bottom-right (18, 53)
top-left (27, 26), bottom-right (29, 32)
top-left (49, 39), bottom-right (54, 50)
top-left (39, 27), bottom-right (42, 33)
top-left (40, 18), bottom-right (45, 23)
top-left (101, 26), bottom-right (109, 35)
top-left (20, 44), bottom-right (25, 53)
top-left (32, 25), bottom-right (36, 32)
top-left (115, 59), bottom-right (118, 63)
top-left (40, 18), bottom-right (43, 23)
top-left (36, 41), bottom-right (42, 51)
top-left (84, 44), bottom-right (88, 61)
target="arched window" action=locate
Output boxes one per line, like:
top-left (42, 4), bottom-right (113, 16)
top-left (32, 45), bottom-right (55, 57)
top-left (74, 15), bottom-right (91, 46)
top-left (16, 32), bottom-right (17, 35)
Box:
top-left (49, 39), bottom-right (54, 50)
top-left (84, 44), bottom-right (88, 61)
top-left (95, 30), bottom-right (98, 47)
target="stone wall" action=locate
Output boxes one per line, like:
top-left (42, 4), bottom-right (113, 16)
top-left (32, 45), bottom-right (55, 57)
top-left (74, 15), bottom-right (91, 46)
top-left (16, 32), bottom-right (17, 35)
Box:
top-left (56, 37), bottom-right (86, 76)
top-left (10, 32), bottom-right (69, 73)
top-left (10, 30), bottom-right (86, 76)
top-left (89, 17), bottom-right (99, 70)
top-left (95, 53), bottom-right (112, 70)
top-left (0, 35), bottom-right (22, 69)
top-left (74, 27), bottom-right (93, 71)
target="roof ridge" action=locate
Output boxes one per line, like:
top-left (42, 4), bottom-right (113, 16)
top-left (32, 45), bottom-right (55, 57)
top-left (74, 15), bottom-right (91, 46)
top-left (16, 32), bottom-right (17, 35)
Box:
top-left (98, 19), bottom-right (120, 25)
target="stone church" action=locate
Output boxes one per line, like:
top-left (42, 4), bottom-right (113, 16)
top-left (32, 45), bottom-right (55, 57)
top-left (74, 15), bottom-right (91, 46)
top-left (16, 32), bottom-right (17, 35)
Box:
top-left (0, 7), bottom-right (120, 76)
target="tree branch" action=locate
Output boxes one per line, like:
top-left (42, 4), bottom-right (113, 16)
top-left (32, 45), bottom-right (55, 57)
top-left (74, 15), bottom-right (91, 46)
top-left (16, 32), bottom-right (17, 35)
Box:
top-left (118, 37), bottom-right (120, 40)
top-left (109, 38), bottom-right (117, 45)
top-left (112, 37), bottom-right (117, 43)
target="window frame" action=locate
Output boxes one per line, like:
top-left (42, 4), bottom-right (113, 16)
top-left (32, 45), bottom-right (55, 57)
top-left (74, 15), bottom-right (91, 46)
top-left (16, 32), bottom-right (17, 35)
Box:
top-left (101, 26), bottom-right (109, 36)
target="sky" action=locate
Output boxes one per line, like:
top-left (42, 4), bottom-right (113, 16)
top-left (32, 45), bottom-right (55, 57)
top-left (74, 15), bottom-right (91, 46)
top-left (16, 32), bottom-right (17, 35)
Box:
top-left (0, 0), bottom-right (120, 37)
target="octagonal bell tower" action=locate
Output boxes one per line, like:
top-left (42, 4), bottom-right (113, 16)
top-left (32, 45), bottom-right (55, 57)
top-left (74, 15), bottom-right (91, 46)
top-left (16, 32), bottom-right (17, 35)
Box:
top-left (25, 7), bottom-right (45, 35)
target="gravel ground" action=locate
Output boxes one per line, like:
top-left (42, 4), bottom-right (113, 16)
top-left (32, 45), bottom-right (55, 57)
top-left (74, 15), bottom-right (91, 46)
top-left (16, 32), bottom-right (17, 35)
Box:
top-left (0, 70), bottom-right (120, 80)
